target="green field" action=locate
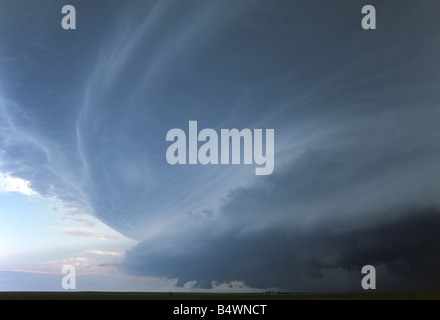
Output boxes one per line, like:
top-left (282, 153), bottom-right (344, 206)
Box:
top-left (1, 292), bottom-right (440, 300)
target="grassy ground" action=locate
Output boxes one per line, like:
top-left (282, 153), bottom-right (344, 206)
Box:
top-left (1, 291), bottom-right (440, 300)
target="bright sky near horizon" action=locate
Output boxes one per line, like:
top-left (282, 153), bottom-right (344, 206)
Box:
top-left (0, 174), bottom-right (140, 290)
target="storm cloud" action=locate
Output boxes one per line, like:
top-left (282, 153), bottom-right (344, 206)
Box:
top-left (1, 0), bottom-right (440, 291)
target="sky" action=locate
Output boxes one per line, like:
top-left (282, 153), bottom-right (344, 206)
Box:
top-left (1, 0), bottom-right (440, 292)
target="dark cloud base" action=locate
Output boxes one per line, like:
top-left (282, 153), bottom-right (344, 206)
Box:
top-left (121, 125), bottom-right (440, 292)
top-left (122, 207), bottom-right (440, 291)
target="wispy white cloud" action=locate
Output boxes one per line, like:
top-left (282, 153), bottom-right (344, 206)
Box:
top-left (60, 212), bottom-right (97, 228)
top-left (0, 172), bottom-right (36, 196)
top-left (0, 268), bottom-right (59, 275)
top-left (84, 249), bottom-right (124, 257)
top-left (51, 226), bottom-right (124, 241)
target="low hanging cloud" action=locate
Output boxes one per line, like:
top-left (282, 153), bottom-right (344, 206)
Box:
top-left (1, 0), bottom-right (440, 291)
top-left (121, 145), bottom-right (440, 291)
top-left (122, 208), bottom-right (440, 291)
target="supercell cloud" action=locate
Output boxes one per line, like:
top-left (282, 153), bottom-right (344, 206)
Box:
top-left (1, 0), bottom-right (440, 291)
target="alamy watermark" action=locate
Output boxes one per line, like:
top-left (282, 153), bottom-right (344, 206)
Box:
top-left (166, 121), bottom-right (275, 175)
top-left (361, 265), bottom-right (376, 290)
top-left (60, 4), bottom-right (377, 31)
top-left (61, 265), bottom-right (76, 290)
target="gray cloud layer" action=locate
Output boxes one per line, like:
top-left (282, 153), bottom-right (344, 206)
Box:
top-left (1, 0), bottom-right (440, 290)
